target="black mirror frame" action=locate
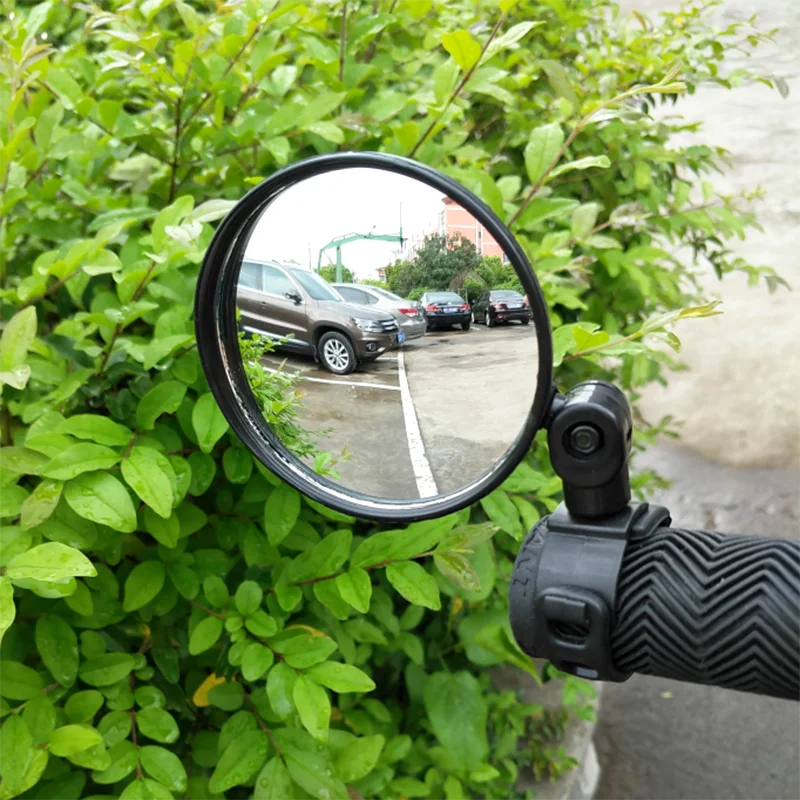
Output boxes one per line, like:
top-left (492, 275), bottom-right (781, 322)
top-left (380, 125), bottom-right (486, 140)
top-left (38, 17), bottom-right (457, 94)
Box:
top-left (195, 152), bottom-right (554, 523)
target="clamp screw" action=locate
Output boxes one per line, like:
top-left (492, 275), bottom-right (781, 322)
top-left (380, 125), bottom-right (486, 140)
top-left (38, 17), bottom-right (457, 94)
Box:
top-left (569, 424), bottom-right (602, 455)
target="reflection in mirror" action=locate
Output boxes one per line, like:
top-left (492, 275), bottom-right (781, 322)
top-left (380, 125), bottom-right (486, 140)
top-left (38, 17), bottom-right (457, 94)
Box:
top-left (234, 168), bottom-right (539, 501)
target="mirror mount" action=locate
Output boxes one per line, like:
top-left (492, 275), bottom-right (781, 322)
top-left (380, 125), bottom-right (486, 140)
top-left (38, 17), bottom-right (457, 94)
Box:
top-left (546, 380), bottom-right (634, 520)
top-left (510, 380), bottom-right (673, 681)
top-left (284, 292), bottom-right (302, 305)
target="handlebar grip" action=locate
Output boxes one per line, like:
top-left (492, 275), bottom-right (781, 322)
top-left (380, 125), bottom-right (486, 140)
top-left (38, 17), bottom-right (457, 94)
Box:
top-left (611, 527), bottom-right (800, 700)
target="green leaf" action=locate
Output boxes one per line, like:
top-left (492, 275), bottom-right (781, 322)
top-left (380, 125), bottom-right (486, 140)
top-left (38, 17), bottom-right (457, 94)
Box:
top-left (584, 233), bottom-right (621, 249)
top-left (189, 199), bottom-right (237, 224)
top-left (423, 671), bottom-right (488, 770)
top-left (472, 625), bottom-right (540, 680)
top-left (282, 634), bottom-right (338, 669)
top-left (441, 30), bottom-right (481, 72)
top-left (64, 472), bottom-right (137, 533)
top-left (333, 734), bottom-right (384, 782)
top-left (7, 542), bottom-right (96, 582)
top-left (0, 715), bottom-right (33, 797)
top-left (289, 529), bottom-right (352, 583)
top-left (341, 618), bottom-right (387, 645)
top-left (241, 643), bottom-right (274, 681)
top-left (139, 745), bottom-right (188, 793)
top-left (192, 393), bottom-right (229, 453)
top-left (293, 675), bottom-right (330, 743)
top-left (386, 561), bottom-right (441, 610)
top-left (254, 757), bottom-right (294, 800)
top-left (78, 653), bottom-right (135, 686)
top-left (0, 364), bottom-right (31, 391)
top-left (55, 415), bottom-right (134, 446)
top-left (245, 609), bottom-right (278, 638)
top-left (187, 451), bottom-right (215, 496)
top-left (208, 681), bottom-right (244, 711)
top-left (135, 382), bottom-right (187, 430)
top-left (136, 708), bottom-right (179, 744)
top-left (479, 490), bottom-right (522, 539)
top-left (121, 446), bottom-right (174, 518)
top-left (92, 739), bottom-right (139, 784)
top-left (143, 507), bottom-right (180, 548)
top-left (209, 729), bottom-right (269, 793)
top-left (203, 575), bottom-right (229, 608)
top-left (524, 122), bottom-right (564, 185)
top-left (0, 446), bottom-right (49, 475)
top-left (167, 563), bottom-right (199, 600)
top-left (49, 724), bottom-right (103, 756)
top-left (266, 662), bottom-right (296, 719)
top-left (189, 616), bottom-right (223, 655)
top-left (571, 202), bottom-right (602, 238)
top-left (235, 580), bottom-right (262, 615)
top-left (391, 776), bottom-right (429, 797)
top-left (264, 483), bottom-right (301, 546)
top-left (143, 334), bottom-right (194, 370)
top-left (350, 516), bottom-right (456, 568)
top-left (436, 521), bottom-right (500, 552)
top-left (0, 660), bottom-right (42, 699)
top-left (222, 447), bottom-right (253, 484)
top-left (35, 614), bottom-right (78, 686)
top-left (434, 551), bottom-right (481, 591)
top-left (65, 690), bottom-right (104, 723)
top-left (0, 307), bottom-right (37, 371)
top-left (123, 561), bottom-right (166, 612)
top-left (42, 443), bottom-right (120, 480)
top-left (540, 59), bottom-right (579, 108)
top-left (572, 326), bottom-right (610, 352)
top-left (20, 479), bottom-right (63, 530)
top-left (335, 567), bottom-right (372, 613)
top-left (0, 485), bottom-right (28, 519)
top-left (306, 662), bottom-right (376, 693)
top-left (275, 728), bottom-right (349, 800)
top-left (548, 154), bottom-right (611, 180)
top-left (312, 578), bottom-right (350, 620)
top-left (0, 578), bottom-right (15, 648)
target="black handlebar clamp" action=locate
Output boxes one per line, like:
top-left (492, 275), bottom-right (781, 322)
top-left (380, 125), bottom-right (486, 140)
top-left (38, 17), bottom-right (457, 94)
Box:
top-left (510, 380), bottom-right (671, 681)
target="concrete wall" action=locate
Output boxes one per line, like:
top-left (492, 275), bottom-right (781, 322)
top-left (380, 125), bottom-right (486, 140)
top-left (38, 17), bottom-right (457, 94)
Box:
top-left (615, 0), bottom-right (799, 467)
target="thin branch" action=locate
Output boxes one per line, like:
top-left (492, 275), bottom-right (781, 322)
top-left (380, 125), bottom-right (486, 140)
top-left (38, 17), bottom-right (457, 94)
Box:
top-left (361, 0), bottom-right (400, 63)
top-left (19, 268), bottom-right (82, 310)
top-left (180, 21), bottom-right (265, 134)
top-left (409, 13), bottom-right (507, 158)
top-left (507, 125), bottom-right (582, 227)
top-left (245, 693), bottom-right (282, 752)
top-left (509, 79), bottom-right (685, 227)
top-left (1, 407), bottom-right (10, 447)
top-left (95, 261), bottom-right (155, 375)
top-left (338, 1), bottom-right (347, 83)
top-left (190, 600), bottom-right (224, 619)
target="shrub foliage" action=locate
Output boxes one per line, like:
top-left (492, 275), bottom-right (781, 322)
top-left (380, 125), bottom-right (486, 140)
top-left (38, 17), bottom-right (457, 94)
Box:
top-left (0, 1), bottom-right (785, 798)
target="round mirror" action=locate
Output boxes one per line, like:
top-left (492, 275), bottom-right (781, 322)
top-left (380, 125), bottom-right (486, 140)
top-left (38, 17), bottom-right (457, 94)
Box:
top-left (196, 154), bottom-right (553, 521)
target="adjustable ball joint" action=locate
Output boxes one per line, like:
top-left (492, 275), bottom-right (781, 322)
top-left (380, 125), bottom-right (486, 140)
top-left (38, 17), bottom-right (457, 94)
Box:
top-left (509, 381), bottom-right (671, 682)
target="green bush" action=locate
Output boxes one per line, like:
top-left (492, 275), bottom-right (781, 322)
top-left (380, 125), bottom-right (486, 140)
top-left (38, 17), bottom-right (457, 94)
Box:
top-left (0, 1), bottom-right (785, 799)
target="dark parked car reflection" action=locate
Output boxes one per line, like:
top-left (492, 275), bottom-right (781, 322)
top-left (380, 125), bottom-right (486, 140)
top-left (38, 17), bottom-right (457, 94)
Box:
top-left (419, 291), bottom-right (471, 331)
top-left (472, 290), bottom-right (531, 327)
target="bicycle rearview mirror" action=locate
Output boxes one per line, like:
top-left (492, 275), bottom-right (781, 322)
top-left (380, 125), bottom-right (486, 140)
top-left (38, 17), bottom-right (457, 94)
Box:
top-left (195, 153), bottom-right (553, 522)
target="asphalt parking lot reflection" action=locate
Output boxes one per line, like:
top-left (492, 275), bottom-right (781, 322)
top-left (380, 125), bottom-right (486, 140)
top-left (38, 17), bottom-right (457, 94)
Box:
top-left (259, 324), bottom-right (539, 500)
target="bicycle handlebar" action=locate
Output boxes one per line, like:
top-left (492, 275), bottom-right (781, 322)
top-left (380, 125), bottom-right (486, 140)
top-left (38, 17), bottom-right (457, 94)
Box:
top-left (611, 527), bottom-right (799, 699)
top-left (510, 521), bottom-right (800, 700)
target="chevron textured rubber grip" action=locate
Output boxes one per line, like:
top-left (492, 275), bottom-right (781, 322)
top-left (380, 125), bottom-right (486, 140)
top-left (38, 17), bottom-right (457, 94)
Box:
top-left (611, 527), bottom-right (800, 700)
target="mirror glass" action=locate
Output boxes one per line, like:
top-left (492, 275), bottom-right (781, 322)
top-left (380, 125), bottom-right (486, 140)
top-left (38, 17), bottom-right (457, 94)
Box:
top-left (233, 168), bottom-right (540, 501)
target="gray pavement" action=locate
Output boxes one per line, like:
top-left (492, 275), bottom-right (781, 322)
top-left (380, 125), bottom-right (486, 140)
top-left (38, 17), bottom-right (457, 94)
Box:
top-left (595, 443), bottom-right (800, 800)
top-left (261, 322), bottom-right (539, 500)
